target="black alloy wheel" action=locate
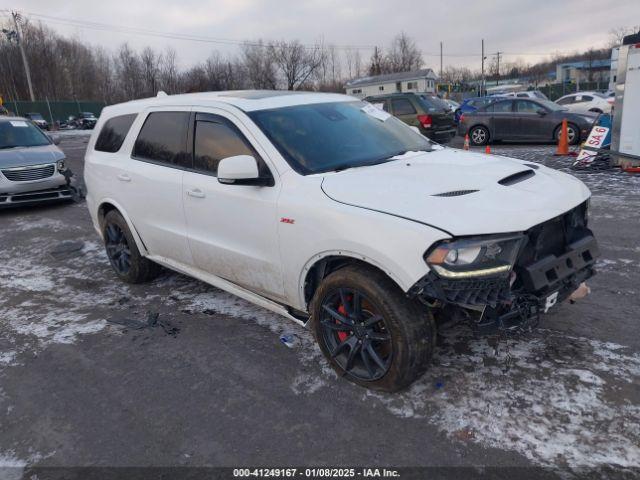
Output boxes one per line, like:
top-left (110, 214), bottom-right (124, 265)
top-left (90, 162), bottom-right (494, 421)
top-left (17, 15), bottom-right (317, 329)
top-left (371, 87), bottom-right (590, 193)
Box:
top-left (105, 223), bottom-right (131, 275)
top-left (319, 288), bottom-right (392, 381)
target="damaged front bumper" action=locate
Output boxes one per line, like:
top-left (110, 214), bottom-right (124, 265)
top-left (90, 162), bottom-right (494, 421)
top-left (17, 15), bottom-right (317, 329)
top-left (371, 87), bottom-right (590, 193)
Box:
top-left (409, 204), bottom-right (600, 331)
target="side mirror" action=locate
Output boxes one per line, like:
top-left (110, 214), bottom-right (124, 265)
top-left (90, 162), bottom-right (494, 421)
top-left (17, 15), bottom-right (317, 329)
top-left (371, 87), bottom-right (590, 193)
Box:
top-left (49, 135), bottom-right (61, 145)
top-left (217, 155), bottom-right (272, 186)
top-left (537, 109), bottom-right (547, 116)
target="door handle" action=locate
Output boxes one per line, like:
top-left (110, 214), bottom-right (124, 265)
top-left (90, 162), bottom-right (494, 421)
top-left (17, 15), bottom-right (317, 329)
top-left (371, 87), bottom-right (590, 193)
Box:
top-left (117, 173), bottom-right (131, 182)
top-left (186, 188), bottom-right (206, 199)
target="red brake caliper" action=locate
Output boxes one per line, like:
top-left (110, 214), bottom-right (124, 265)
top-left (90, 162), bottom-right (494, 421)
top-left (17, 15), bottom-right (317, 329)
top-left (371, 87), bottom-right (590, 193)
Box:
top-left (337, 302), bottom-right (350, 342)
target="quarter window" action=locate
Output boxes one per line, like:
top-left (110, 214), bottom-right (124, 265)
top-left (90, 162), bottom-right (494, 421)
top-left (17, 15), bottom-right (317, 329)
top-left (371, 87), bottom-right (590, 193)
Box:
top-left (193, 119), bottom-right (256, 175)
top-left (132, 111), bottom-right (191, 168)
top-left (391, 98), bottom-right (417, 115)
top-left (95, 114), bottom-right (137, 153)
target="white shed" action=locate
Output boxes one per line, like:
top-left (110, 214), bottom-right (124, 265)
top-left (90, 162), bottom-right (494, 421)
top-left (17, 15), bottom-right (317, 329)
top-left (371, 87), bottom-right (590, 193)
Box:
top-left (344, 69), bottom-right (439, 99)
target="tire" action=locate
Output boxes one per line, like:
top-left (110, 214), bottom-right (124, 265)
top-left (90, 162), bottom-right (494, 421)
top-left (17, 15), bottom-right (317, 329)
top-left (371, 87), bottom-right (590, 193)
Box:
top-left (310, 264), bottom-right (436, 392)
top-left (469, 125), bottom-right (489, 146)
top-left (102, 210), bottom-right (161, 284)
top-left (555, 123), bottom-right (580, 145)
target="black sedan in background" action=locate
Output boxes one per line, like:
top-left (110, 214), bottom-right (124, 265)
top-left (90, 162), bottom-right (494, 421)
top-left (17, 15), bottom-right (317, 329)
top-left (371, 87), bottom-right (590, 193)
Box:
top-left (458, 98), bottom-right (596, 146)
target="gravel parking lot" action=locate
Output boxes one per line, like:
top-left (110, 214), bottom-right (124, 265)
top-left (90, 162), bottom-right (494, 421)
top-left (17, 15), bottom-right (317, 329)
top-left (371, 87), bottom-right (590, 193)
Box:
top-left (1, 133), bottom-right (639, 479)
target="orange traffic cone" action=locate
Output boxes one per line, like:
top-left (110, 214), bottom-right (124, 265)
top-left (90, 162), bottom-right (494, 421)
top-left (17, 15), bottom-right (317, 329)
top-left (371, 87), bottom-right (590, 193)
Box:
top-left (463, 134), bottom-right (470, 150)
top-left (485, 144), bottom-right (491, 154)
top-left (555, 119), bottom-right (569, 156)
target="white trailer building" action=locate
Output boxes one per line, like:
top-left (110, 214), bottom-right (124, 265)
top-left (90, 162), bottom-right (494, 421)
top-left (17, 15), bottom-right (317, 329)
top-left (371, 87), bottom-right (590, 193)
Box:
top-left (344, 69), bottom-right (438, 98)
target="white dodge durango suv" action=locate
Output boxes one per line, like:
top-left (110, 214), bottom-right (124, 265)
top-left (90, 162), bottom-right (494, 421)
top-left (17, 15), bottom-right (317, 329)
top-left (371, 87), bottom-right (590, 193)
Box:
top-left (85, 90), bottom-right (599, 391)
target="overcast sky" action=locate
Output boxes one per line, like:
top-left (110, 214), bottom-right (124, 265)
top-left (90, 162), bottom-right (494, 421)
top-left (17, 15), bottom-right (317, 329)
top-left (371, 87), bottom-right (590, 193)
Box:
top-left (2, 0), bottom-right (639, 72)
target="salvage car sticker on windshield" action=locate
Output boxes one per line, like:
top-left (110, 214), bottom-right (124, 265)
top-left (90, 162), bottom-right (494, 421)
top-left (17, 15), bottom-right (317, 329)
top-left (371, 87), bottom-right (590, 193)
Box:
top-left (361, 103), bottom-right (391, 122)
top-left (10, 121), bottom-right (29, 127)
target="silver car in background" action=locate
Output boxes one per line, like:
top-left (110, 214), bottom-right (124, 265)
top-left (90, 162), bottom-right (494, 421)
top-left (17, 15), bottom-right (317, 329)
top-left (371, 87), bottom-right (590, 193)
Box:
top-left (0, 117), bottom-right (72, 208)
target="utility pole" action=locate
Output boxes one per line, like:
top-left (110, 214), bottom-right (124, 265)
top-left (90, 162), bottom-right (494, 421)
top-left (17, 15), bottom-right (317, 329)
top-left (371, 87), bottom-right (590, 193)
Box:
top-left (12, 11), bottom-right (35, 101)
top-left (439, 41), bottom-right (443, 79)
top-left (481, 39), bottom-right (485, 97)
top-left (494, 51), bottom-right (503, 86)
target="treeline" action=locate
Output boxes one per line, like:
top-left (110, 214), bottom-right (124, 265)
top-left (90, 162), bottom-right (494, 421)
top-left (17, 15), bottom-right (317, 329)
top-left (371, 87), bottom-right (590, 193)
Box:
top-left (0, 19), bottom-right (424, 103)
top-left (0, 17), bottom-right (620, 104)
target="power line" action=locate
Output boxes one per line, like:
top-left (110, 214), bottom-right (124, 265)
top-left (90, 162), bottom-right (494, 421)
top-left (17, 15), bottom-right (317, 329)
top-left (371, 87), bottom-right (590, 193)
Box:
top-left (24, 11), bottom-right (377, 51)
top-left (8, 10), bottom-right (593, 59)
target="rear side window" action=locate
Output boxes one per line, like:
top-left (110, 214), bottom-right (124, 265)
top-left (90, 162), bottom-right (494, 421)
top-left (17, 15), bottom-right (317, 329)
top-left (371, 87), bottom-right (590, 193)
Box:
top-left (391, 98), bottom-right (416, 115)
top-left (95, 114), bottom-right (137, 153)
top-left (515, 100), bottom-right (540, 113)
top-left (194, 119), bottom-right (256, 175)
top-left (133, 112), bottom-right (191, 168)
top-left (419, 95), bottom-right (450, 111)
top-left (486, 101), bottom-right (513, 113)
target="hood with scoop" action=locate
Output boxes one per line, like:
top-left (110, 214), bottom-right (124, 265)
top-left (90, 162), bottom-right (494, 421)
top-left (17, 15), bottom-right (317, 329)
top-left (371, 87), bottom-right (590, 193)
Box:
top-left (320, 149), bottom-right (590, 236)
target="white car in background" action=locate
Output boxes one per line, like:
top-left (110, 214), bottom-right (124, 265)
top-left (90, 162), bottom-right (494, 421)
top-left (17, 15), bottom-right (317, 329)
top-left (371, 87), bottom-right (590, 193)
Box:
top-left (84, 90), bottom-right (599, 392)
top-left (502, 90), bottom-right (549, 100)
top-left (556, 92), bottom-right (614, 114)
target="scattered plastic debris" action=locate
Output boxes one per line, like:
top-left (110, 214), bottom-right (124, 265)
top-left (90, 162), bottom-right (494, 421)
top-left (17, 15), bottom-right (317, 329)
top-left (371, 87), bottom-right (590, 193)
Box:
top-left (48, 240), bottom-right (85, 259)
top-left (107, 311), bottom-right (180, 337)
top-left (280, 334), bottom-right (296, 348)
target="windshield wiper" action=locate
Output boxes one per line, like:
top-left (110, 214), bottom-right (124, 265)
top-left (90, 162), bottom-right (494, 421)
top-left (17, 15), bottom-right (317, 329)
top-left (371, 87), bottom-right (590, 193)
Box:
top-left (0, 145), bottom-right (20, 150)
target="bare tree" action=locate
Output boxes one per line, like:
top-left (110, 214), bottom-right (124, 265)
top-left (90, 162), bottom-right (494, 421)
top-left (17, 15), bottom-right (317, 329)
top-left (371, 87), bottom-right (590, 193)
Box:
top-left (140, 47), bottom-right (160, 97)
top-left (386, 32), bottom-right (422, 73)
top-left (242, 41), bottom-right (277, 89)
top-left (159, 47), bottom-right (180, 94)
top-left (609, 26), bottom-right (640, 47)
top-left (269, 40), bottom-right (324, 90)
top-left (368, 46), bottom-right (387, 76)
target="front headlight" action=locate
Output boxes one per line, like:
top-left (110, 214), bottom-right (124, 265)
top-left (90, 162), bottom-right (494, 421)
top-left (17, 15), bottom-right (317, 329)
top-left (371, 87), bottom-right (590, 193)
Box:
top-left (56, 159), bottom-right (66, 172)
top-left (425, 234), bottom-right (524, 279)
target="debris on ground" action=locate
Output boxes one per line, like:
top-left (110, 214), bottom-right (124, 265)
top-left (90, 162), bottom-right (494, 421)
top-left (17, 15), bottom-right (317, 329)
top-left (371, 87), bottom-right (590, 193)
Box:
top-left (107, 311), bottom-right (180, 337)
top-left (280, 334), bottom-right (296, 348)
top-left (48, 240), bottom-right (85, 259)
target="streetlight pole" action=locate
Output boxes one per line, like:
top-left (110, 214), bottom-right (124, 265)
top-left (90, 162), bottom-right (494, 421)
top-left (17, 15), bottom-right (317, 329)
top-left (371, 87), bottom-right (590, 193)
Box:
top-left (12, 11), bottom-right (35, 101)
top-left (481, 39), bottom-right (485, 97)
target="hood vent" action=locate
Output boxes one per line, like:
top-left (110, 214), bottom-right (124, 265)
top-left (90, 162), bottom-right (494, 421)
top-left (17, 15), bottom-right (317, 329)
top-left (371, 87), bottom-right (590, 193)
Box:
top-left (432, 189), bottom-right (479, 197)
top-left (498, 169), bottom-right (535, 186)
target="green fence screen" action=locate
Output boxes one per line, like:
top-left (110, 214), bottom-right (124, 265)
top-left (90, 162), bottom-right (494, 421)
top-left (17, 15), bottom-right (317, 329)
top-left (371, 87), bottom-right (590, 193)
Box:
top-left (1, 100), bottom-right (106, 124)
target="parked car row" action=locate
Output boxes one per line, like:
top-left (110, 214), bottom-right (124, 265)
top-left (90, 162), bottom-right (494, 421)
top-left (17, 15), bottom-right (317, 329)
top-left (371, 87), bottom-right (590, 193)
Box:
top-left (361, 89), bottom-right (599, 146)
top-left (0, 111), bottom-right (99, 131)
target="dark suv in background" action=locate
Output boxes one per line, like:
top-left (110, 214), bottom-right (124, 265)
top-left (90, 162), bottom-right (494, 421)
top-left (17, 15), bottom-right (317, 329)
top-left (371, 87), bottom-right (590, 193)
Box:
top-left (364, 92), bottom-right (456, 143)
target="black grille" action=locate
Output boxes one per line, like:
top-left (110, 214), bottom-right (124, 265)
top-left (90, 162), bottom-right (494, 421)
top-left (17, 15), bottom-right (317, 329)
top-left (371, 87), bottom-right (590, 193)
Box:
top-left (410, 272), bottom-right (511, 307)
top-left (2, 164), bottom-right (55, 182)
top-left (516, 202), bottom-right (590, 266)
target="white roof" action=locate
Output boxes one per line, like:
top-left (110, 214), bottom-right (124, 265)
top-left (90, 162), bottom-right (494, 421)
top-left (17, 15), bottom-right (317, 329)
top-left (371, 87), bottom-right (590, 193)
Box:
top-left (104, 90), bottom-right (356, 115)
